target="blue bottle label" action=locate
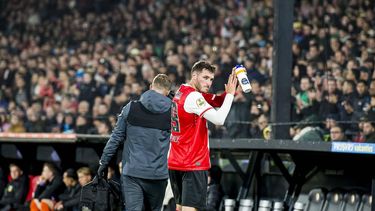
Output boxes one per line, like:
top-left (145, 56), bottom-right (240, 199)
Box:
top-left (241, 78), bottom-right (249, 85)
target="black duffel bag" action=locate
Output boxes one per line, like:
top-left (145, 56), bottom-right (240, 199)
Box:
top-left (79, 176), bottom-right (122, 211)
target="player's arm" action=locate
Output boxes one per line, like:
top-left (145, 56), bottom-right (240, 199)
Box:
top-left (202, 92), bottom-right (227, 107)
top-left (184, 92), bottom-right (234, 125)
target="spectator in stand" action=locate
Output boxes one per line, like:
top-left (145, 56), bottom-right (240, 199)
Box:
top-left (298, 87), bottom-right (320, 120)
top-left (352, 80), bottom-right (370, 117)
top-left (366, 95), bottom-right (375, 120)
top-left (7, 113), bottom-right (25, 133)
top-left (77, 101), bottom-right (90, 117)
top-left (61, 113), bottom-right (75, 134)
top-left (25, 108), bottom-right (45, 132)
top-left (0, 109), bottom-right (10, 132)
top-left (339, 99), bottom-right (360, 136)
top-left (225, 86), bottom-right (251, 138)
top-left (362, 120), bottom-right (375, 143)
top-left (319, 78), bottom-right (341, 120)
top-left (322, 114), bottom-right (339, 140)
top-left (251, 114), bottom-right (269, 139)
top-left (329, 125), bottom-right (348, 142)
top-left (74, 115), bottom-right (90, 134)
top-left (0, 163), bottom-right (28, 211)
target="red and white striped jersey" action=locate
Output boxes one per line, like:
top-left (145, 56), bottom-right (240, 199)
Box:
top-left (168, 84), bottom-right (226, 171)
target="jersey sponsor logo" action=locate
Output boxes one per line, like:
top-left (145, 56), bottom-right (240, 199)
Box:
top-left (196, 97), bottom-right (206, 108)
top-left (174, 90), bottom-right (182, 99)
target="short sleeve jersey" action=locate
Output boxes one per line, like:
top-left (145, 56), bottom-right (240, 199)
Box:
top-left (168, 84), bottom-right (213, 171)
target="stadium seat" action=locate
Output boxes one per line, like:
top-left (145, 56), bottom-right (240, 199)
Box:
top-left (321, 190), bottom-right (344, 211)
top-left (358, 194), bottom-right (371, 211)
top-left (305, 188), bottom-right (326, 211)
top-left (292, 201), bottom-right (305, 211)
top-left (341, 191), bottom-right (361, 211)
top-left (258, 199), bottom-right (272, 210)
top-left (238, 198), bottom-right (253, 211)
top-left (224, 198), bottom-right (236, 211)
top-left (25, 175), bottom-right (39, 202)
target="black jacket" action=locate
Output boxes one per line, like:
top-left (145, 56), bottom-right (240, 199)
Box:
top-left (0, 174), bottom-right (28, 208)
top-left (58, 183), bottom-right (81, 211)
top-left (34, 175), bottom-right (64, 200)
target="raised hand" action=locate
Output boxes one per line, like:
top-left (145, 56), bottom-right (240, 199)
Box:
top-left (225, 68), bottom-right (238, 95)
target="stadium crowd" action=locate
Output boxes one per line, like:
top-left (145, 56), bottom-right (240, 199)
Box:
top-left (0, 0), bottom-right (374, 142)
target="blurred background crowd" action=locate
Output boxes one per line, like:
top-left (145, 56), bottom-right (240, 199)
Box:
top-left (0, 0), bottom-right (375, 142)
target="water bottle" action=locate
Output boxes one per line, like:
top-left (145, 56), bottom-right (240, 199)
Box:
top-left (234, 65), bottom-right (252, 93)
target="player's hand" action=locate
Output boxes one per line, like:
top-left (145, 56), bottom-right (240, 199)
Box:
top-left (225, 69), bottom-right (238, 95)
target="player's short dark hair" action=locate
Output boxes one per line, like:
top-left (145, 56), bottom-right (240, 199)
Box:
top-left (191, 60), bottom-right (216, 74)
top-left (65, 168), bottom-right (78, 180)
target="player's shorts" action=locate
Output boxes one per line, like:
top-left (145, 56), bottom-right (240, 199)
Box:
top-left (169, 169), bottom-right (208, 210)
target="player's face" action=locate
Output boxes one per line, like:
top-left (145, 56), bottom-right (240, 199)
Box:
top-left (194, 69), bottom-right (214, 93)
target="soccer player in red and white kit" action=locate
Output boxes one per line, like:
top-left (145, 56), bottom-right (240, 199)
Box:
top-left (168, 60), bottom-right (238, 211)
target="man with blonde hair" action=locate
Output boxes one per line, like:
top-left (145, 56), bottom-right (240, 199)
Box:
top-left (98, 74), bottom-right (172, 211)
top-left (77, 167), bottom-right (92, 187)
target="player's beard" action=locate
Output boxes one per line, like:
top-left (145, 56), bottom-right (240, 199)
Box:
top-left (195, 82), bottom-right (209, 93)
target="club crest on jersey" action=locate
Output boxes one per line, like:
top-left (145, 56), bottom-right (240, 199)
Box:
top-left (196, 98), bottom-right (206, 107)
top-left (174, 90), bottom-right (182, 99)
